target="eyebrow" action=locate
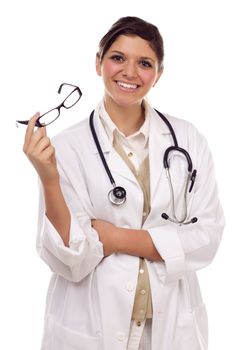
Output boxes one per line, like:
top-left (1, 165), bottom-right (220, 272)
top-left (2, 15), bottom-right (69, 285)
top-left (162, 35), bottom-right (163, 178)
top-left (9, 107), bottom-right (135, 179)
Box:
top-left (110, 50), bottom-right (155, 62)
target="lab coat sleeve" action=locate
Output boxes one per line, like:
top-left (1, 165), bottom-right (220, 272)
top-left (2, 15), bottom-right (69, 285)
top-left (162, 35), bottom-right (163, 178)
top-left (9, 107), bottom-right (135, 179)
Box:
top-left (147, 130), bottom-right (225, 283)
top-left (36, 152), bottom-right (104, 283)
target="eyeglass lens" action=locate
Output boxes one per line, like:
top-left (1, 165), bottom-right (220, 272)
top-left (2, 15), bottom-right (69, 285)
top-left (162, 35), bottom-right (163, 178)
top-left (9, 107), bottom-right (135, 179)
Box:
top-left (63, 89), bottom-right (81, 108)
top-left (38, 109), bottom-right (60, 126)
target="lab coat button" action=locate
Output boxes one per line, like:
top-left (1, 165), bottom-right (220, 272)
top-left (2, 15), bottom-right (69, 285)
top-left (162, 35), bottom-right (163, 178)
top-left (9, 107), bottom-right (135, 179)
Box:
top-left (140, 289), bottom-right (146, 295)
top-left (139, 269), bottom-right (144, 274)
top-left (116, 331), bottom-right (126, 341)
top-left (126, 282), bottom-right (134, 291)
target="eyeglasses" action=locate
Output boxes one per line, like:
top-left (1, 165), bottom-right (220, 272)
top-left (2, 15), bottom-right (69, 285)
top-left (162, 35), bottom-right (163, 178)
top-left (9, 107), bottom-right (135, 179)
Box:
top-left (16, 83), bottom-right (82, 127)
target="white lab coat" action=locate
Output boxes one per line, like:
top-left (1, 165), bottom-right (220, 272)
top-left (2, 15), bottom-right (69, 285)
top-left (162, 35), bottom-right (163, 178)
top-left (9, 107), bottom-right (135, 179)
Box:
top-left (37, 101), bottom-right (224, 350)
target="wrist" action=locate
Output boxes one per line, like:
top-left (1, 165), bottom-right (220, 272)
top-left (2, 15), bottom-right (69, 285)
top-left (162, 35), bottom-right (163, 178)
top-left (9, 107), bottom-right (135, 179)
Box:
top-left (114, 227), bottom-right (125, 254)
top-left (41, 177), bottom-right (61, 192)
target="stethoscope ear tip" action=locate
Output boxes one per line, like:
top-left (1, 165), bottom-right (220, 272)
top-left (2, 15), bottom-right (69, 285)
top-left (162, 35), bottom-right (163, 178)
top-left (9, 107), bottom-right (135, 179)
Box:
top-left (161, 212), bottom-right (198, 225)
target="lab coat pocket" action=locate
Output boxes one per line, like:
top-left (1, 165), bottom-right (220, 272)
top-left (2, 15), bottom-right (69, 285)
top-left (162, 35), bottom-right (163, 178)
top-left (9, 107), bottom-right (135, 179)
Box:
top-left (42, 315), bottom-right (101, 350)
top-left (174, 303), bottom-right (208, 350)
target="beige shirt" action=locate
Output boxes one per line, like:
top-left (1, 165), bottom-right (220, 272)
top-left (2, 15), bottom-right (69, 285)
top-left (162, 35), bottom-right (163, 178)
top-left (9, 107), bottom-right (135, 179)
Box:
top-left (98, 101), bottom-right (150, 171)
top-left (99, 101), bottom-right (153, 321)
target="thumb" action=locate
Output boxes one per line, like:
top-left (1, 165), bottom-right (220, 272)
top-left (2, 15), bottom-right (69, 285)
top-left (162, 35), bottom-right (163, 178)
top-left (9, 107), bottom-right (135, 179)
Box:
top-left (42, 125), bottom-right (47, 136)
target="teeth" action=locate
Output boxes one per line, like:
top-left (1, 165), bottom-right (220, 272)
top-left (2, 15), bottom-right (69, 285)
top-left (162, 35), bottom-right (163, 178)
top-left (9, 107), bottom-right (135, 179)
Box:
top-left (117, 81), bottom-right (138, 89)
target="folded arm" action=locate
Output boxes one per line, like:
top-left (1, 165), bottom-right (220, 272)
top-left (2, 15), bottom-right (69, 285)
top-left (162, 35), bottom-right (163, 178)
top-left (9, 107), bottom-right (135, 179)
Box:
top-left (91, 219), bottom-right (163, 262)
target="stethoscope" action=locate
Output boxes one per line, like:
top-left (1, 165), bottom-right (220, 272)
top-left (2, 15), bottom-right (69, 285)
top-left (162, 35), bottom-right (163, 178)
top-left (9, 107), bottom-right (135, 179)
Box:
top-left (89, 109), bottom-right (198, 225)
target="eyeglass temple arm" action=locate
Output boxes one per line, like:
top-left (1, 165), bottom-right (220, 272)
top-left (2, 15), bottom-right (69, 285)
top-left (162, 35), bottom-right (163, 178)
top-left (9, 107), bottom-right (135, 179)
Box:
top-left (58, 83), bottom-right (82, 94)
top-left (16, 118), bottom-right (43, 127)
top-left (16, 120), bottom-right (29, 125)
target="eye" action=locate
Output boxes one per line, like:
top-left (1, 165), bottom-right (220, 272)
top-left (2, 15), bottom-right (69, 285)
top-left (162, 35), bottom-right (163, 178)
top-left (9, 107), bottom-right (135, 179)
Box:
top-left (139, 60), bottom-right (153, 68)
top-left (110, 54), bottom-right (124, 62)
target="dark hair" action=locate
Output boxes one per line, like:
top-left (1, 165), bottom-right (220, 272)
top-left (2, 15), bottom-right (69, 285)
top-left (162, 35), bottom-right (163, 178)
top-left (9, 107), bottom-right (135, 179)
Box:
top-left (97, 16), bottom-right (164, 70)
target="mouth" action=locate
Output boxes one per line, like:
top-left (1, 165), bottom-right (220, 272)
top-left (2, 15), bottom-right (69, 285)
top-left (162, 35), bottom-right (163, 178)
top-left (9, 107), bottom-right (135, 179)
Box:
top-left (115, 80), bottom-right (140, 91)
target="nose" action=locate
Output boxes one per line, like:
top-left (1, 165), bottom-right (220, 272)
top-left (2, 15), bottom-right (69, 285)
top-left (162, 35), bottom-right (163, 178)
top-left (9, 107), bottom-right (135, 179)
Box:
top-left (122, 61), bottom-right (137, 79)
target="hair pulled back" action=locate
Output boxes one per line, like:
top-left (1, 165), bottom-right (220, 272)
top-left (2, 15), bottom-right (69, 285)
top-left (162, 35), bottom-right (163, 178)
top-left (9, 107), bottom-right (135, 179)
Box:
top-left (97, 16), bottom-right (164, 70)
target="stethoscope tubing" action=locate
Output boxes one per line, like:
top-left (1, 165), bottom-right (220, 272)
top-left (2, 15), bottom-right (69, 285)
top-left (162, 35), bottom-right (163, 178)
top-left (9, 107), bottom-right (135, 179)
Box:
top-left (89, 110), bottom-right (116, 187)
top-left (154, 109), bottom-right (178, 147)
top-left (89, 108), bottom-right (197, 224)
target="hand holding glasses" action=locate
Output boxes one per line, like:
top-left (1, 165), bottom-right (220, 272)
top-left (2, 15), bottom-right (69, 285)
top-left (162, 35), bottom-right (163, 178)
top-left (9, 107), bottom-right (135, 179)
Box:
top-left (16, 83), bottom-right (82, 127)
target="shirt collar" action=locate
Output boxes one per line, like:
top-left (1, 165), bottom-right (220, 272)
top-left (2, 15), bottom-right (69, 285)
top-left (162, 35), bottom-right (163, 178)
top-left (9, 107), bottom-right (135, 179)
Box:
top-left (98, 100), bottom-right (150, 146)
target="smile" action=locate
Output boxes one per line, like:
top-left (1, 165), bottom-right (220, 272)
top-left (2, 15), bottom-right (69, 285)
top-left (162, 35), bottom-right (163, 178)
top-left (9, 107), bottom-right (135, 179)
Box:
top-left (115, 81), bottom-right (139, 90)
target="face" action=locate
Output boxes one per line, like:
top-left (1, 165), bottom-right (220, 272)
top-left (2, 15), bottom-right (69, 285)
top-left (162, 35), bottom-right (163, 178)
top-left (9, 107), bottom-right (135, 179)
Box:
top-left (96, 35), bottom-right (163, 109)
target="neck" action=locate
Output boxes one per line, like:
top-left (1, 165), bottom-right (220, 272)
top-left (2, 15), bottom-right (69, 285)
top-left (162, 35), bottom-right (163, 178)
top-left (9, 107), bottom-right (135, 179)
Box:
top-left (103, 97), bottom-right (145, 136)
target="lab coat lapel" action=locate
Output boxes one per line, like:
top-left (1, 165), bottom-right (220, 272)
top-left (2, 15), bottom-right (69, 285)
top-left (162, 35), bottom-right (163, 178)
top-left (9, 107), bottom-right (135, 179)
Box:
top-left (149, 109), bottom-right (172, 200)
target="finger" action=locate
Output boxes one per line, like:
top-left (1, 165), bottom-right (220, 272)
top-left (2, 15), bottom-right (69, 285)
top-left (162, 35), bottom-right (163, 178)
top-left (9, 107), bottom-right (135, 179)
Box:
top-left (26, 131), bottom-right (50, 156)
top-left (31, 124), bottom-right (47, 143)
top-left (23, 128), bottom-right (45, 154)
top-left (24, 112), bottom-right (40, 147)
top-left (24, 122), bottom-right (48, 154)
top-left (39, 144), bottom-right (56, 161)
top-left (34, 136), bottom-right (51, 154)
top-left (34, 123), bottom-right (47, 136)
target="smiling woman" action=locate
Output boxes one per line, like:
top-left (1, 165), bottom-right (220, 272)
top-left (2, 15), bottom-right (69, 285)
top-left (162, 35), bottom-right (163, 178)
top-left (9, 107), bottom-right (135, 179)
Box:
top-left (95, 18), bottom-right (163, 136)
top-left (20, 16), bottom-right (224, 350)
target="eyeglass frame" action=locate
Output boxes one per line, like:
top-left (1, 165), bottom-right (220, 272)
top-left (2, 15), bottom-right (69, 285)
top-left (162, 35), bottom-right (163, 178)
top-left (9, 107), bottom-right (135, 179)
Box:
top-left (16, 83), bottom-right (82, 127)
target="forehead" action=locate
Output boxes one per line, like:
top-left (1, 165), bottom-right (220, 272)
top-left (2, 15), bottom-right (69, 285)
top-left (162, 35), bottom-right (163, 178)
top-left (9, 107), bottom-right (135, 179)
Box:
top-left (107, 35), bottom-right (157, 60)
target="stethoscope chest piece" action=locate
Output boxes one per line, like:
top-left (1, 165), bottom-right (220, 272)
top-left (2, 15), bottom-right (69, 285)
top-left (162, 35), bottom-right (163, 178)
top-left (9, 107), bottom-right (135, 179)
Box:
top-left (108, 186), bottom-right (127, 205)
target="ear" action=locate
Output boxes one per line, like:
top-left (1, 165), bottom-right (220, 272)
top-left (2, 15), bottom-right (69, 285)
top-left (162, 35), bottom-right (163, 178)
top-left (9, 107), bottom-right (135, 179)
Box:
top-left (153, 67), bottom-right (163, 87)
top-left (96, 53), bottom-right (102, 76)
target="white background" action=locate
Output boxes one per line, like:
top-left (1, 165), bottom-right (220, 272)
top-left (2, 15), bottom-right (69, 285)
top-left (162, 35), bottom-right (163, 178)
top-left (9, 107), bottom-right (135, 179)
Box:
top-left (0, 0), bottom-right (243, 348)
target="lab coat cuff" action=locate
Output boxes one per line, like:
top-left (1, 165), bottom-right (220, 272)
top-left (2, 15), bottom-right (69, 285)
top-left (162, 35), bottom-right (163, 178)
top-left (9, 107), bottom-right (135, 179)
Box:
top-left (148, 225), bottom-right (186, 283)
top-left (41, 212), bottom-right (104, 267)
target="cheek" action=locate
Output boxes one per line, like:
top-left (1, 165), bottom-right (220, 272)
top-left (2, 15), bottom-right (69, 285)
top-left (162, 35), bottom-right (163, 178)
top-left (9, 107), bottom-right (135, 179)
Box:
top-left (101, 61), bottom-right (119, 79)
top-left (141, 70), bottom-right (158, 87)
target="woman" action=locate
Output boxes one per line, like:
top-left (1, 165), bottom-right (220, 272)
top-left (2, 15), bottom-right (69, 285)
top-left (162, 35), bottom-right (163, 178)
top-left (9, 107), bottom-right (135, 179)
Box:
top-left (22, 16), bottom-right (224, 350)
